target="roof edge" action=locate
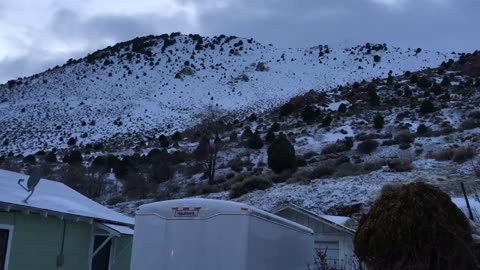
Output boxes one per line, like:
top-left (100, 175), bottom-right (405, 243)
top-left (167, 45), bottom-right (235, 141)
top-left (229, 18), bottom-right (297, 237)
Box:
top-left (271, 203), bottom-right (355, 235)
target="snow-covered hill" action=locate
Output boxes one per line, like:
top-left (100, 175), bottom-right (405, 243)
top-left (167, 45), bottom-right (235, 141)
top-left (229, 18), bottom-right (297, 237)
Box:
top-left (0, 33), bottom-right (454, 154)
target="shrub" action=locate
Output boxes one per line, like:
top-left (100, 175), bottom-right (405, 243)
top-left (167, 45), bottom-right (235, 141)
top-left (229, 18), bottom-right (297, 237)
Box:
top-left (171, 131), bottom-right (182, 142)
top-left (69, 150), bottom-right (83, 165)
top-left (45, 152), bottom-right (57, 163)
top-left (269, 122), bottom-right (281, 132)
top-left (433, 147), bottom-right (475, 163)
top-left (229, 132), bottom-right (238, 142)
top-left (123, 172), bottom-right (148, 199)
top-left (416, 124), bottom-right (429, 136)
top-left (420, 100), bottom-right (436, 114)
top-left (410, 74), bottom-right (419, 83)
top-left (93, 143), bottom-right (103, 151)
top-left (241, 127), bottom-right (254, 140)
top-left (394, 130), bottom-right (415, 144)
top-left (432, 84), bottom-right (444, 95)
top-left (265, 129), bottom-right (276, 144)
top-left (296, 157), bottom-right (308, 167)
top-left (23, 155), bottom-right (36, 164)
top-left (91, 156), bottom-right (107, 170)
top-left (321, 141), bottom-right (348, 155)
top-left (368, 90), bottom-right (381, 107)
top-left (267, 133), bottom-right (296, 173)
top-left (373, 55), bottom-right (381, 62)
top-left (373, 113), bottom-right (384, 129)
top-left (461, 118), bottom-right (480, 130)
top-left (357, 139), bottom-right (379, 154)
top-left (404, 87), bottom-right (412, 97)
top-left (354, 182), bottom-right (475, 270)
top-left (301, 106), bottom-right (320, 122)
top-left (441, 76), bottom-right (451, 86)
top-left (417, 77), bottom-right (432, 89)
top-left (159, 134), bottom-right (169, 148)
top-left (321, 114), bottom-right (333, 127)
top-left (279, 102), bottom-right (295, 116)
top-left (67, 137), bottom-right (77, 146)
top-left (452, 147), bottom-right (475, 163)
top-left (387, 158), bottom-right (412, 172)
top-left (246, 132), bottom-right (264, 149)
top-left (344, 137), bottom-right (354, 150)
top-left (229, 176), bottom-right (272, 198)
top-left (309, 165), bottom-right (334, 179)
top-left (337, 103), bottom-right (347, 113)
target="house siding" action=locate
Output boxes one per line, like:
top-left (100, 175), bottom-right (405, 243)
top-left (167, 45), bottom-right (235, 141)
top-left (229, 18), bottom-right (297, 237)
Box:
top-left (0, 211), bottom-right (134, 270)
top-left (0, 211), bottom-right (92, 270)
top-left (110, 235), bottom-right (133, 270)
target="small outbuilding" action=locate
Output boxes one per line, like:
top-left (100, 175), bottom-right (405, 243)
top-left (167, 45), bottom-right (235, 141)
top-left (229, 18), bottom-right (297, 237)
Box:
top-left (272, 203), bottom-right (357, 270)
top-left (0, 169), bottom-right (133, 270)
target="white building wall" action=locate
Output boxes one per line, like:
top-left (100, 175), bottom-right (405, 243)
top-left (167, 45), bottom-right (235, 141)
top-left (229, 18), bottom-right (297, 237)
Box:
top-left (275, 208), bottom-right (356, 270)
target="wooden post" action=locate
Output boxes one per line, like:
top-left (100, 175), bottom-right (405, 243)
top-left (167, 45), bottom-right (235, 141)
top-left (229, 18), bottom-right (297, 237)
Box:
top-left (461, 181), bottom-right (475, 221)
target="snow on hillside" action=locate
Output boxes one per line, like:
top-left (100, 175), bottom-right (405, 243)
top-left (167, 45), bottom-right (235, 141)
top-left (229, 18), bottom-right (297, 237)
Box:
top-left (0, 33), bottom-right (454, 154)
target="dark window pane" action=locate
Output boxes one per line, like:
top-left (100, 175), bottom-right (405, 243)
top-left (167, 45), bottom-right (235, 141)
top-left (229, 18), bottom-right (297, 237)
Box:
top-left (0, 229), bottom-right (10, 270)
top-left (92, 235), bottom-right (111, 270)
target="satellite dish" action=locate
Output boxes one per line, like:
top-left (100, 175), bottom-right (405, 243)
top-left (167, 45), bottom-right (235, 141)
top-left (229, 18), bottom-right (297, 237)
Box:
top-left (18, 169), bottom-right (42, 203)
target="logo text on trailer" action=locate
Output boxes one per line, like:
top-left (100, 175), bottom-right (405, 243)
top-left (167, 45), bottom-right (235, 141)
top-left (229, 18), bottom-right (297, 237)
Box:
top-left (174, 210), bottom-right (199, 217)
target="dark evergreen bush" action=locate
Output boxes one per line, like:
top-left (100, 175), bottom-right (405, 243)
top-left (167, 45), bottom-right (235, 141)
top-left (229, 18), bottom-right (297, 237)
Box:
top-left (417, 77), bottom-right (432, 89)
top-left (267, 133), bottom-right (296, 173)
top-left (410, 74), bottom-right (419, 83)
top-left (159, 134), bottom-right (169, 148)
top-left (337, 103), bottom-right (347, 113)
top-left (344, 137), bottom-right (354, 150)
top-left (45, 152), bottom-right (57, 163)
top-left (265, 129), bottom-right (276, 144)
top-left (246, 132), bottom-right (264, 150)
top-left (280, 102), bottom-right (295, 116)
top-left (68, 150), bottom-right (83, 165)
top-left (373, 55), bottom-right (381, 63)
top-left (23, 155), bottom-right (36, 164)
top-left (301, 106), bottom-right (319, 122)
top-left (416, 124), bottom-right (429, 136)
top-left (373, 113), bottom-right (384, 129)
top-left (171, 131), bottom-right (182, 142)
top-left (420, 100), bottom-right (436, 114)
top-left (354, 182), bottom-right (475, 270)
top-left (67, 137), bottom-right (77, 146)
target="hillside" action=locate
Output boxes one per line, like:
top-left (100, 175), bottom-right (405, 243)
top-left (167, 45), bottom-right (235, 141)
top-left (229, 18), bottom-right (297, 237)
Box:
top-left (0, 33), bottom-right (453, 154)
top-left (2, 47), bottom-right (479, 228)
top-left (105, 51), bottom-right (480, 222)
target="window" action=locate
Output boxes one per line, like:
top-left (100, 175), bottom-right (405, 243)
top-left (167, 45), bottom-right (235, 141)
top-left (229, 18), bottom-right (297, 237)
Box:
top-left (315, 241), bottom-right (340, 267)
top-left (92, 235), bottom-right (112, 270)
top-left (0, 225), bottom-right (13, 270)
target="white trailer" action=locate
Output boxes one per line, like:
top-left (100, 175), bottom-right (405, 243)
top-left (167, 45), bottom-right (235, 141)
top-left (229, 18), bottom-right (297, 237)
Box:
top-left (130, 198), bottom-right (314, 270)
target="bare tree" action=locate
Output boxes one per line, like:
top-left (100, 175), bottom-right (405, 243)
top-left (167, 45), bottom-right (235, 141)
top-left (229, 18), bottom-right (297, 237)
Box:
top-left (191, 105), bottom-right (230, 185)
top-left (195, 135), bottom-right (222, 185)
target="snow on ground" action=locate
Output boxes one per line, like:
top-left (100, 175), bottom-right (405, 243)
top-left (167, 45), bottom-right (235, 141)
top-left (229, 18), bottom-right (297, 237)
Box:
top-left (0, 34), bottom-right (454, 154)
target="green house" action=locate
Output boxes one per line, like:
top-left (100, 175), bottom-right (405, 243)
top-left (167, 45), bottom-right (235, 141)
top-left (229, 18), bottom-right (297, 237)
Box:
top-left (0, 169), bottom-right (134, 270)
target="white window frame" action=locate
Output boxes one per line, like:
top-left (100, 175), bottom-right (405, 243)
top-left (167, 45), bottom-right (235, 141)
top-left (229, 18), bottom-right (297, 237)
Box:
top-left (0, 224), bottom-right (14, 270)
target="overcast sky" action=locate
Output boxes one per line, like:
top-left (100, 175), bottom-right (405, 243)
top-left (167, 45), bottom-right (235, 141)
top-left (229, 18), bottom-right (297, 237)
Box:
top-left (0, 0), bottom-right (478, 83)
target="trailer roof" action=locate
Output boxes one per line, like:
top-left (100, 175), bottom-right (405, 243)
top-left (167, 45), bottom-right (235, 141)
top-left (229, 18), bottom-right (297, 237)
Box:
top-left (138, 198), bottom-right (313, 234)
